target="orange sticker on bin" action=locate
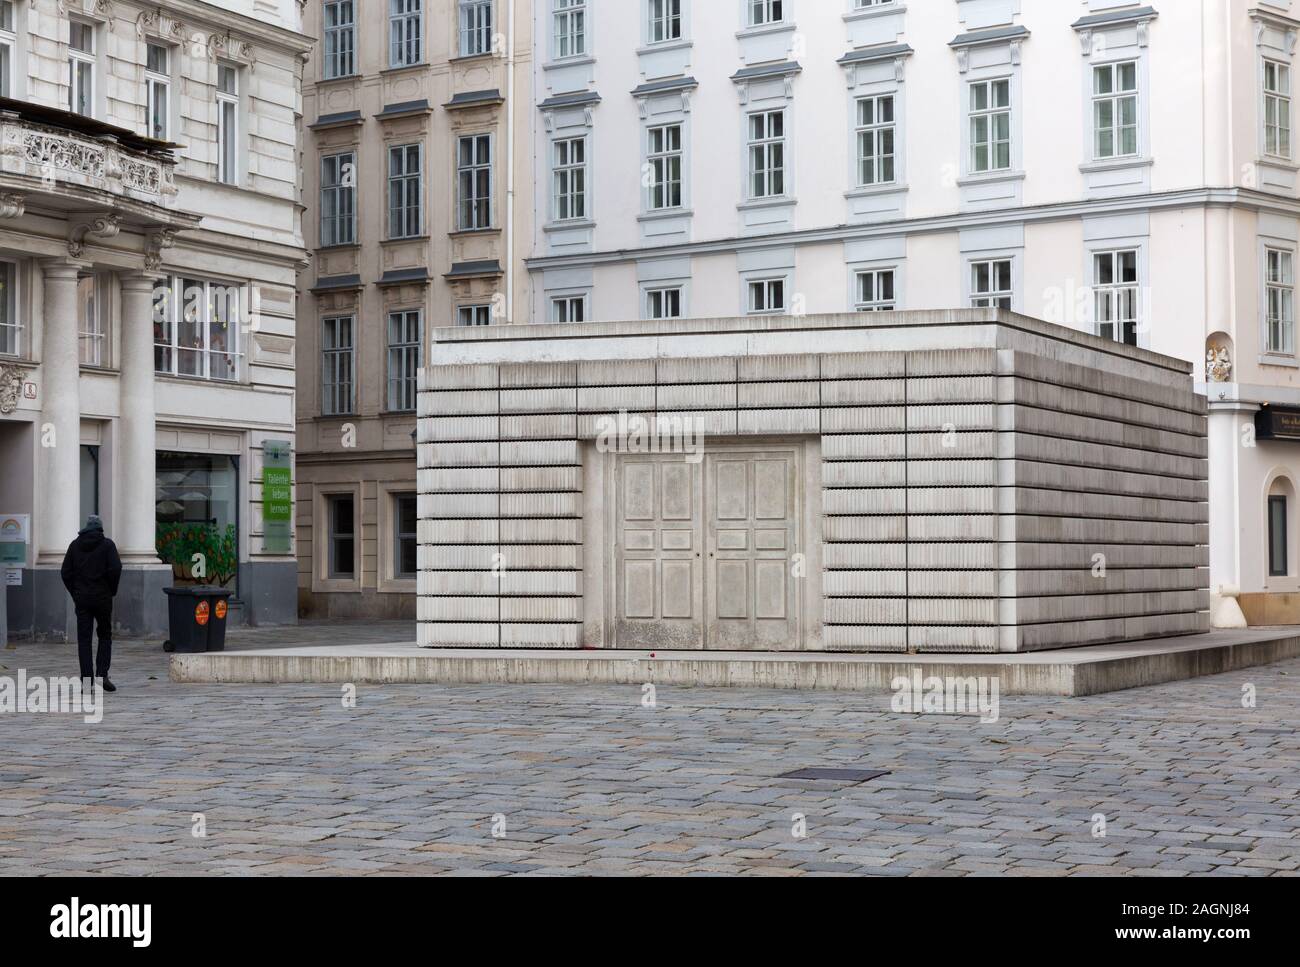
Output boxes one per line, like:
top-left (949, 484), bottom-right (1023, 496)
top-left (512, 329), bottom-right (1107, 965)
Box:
top-left (195, 600), bottom-right (210, 625)
top-left (215, 600), bottom-right (227, 621)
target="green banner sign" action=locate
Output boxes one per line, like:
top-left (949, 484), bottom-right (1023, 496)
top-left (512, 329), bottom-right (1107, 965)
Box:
top-left (262, 441), bottom-right (292, 555)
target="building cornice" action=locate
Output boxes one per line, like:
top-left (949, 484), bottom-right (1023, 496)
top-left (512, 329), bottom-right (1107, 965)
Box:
top-left (152, 0), bottom-right (314, 55)
top-left (525, 187), bottom-right (1279, 273)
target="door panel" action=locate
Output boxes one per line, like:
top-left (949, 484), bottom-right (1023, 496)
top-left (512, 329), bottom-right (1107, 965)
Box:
top-left (614, 455), bottom-right (704, 648)
top-left (705, 450), bottom-right (799, 650)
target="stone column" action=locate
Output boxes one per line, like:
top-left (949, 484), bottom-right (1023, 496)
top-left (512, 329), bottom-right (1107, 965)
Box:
top-left (117, 273), bottom-right (160, 564)
top-left (1207, 400), bottom-right (1255, 628)
top-left (36, 259), bottom-right (84, 565)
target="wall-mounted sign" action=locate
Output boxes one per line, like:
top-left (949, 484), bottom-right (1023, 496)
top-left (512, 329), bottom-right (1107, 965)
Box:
top-left (0, 514), bottom-right (29, 566)
top-left (1255, 407), bottom-right (1300, 441)
top-left (262, 441), bottom-right (292, 555)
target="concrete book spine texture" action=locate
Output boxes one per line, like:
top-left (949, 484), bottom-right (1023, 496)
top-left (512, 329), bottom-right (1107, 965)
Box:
top-left (415, 313), bottom-right (1209, 654)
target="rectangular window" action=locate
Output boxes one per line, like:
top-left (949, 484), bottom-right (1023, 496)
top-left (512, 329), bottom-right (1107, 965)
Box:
top-left (321, 152), bottom-right (356, 246)
top-left (324, 0), bottom-right (356, 79)
top-left (1267, 247), bottom-right (1296, 355)
top-left (649, 0), bottom-right (682, 43)
top-left (387, 309), bottom-right (421, 412)
top-left (0, 260), bottom-right (19, 357)
top-left (457, 304), bottom-right (493, 327)
top-left (969, 78), bottom-right (1010, 173)
top-left (554, 0), bottom-right (585, 59)
top-left (390, 0), bottom-right (422, 68)
top-left (748, 110), bottom-right (785, 199)
top-left (152, 277), bottom-right (242, 382)
top-left (553, 136), bottom-right (586, 221)
top-left (855, 269), bottom-right (896, 312)
top-left (856, 94), bottom-right (895, 186)
top-left (1265, 59), bottom-right (1292, 160)
top-left (0, 1), bottom-right (13, 99)
top-left (388, 143), bottom-right (423, 238)
top-left (77, 274), bottom-right (105, 365)
top-left (646, 286), bottom-right (682, 320)
top-left (551, 295), bottom-right (585, 323)
top-left (1094, 249), bottom-right (1139, 346)
top-left (970, 259), bottom-right (1012, 309)
top-left (1269, 495), bottom-right (1288, 577)
top-left (394, 493), bottom-right (418, 579)
top-left (1093, 61), bottom-right (1138, 160)
top-left (460, 0), bottom-right (493, 57)
top-left (327, 494), bottom-right (356, 578)
top-left (145, 44), bottom-right (170, 140)
top-left (457, 135), bottom-right (492, 230)
top-left (216, 64), bottom-right (238, 185)
top-left (322, 315), bottom-right (355, 416)
top-left (648, 123), bottom-right (682, 210)
top-left (68, 20), bottom-right (95, 117)
top-left (748, 0), bottom-right (783, 27)
top-left (748, 277), bottom-right (786, 315)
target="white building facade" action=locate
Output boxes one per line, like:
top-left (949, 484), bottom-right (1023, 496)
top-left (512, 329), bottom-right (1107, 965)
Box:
top-left (0, 0), bottom-right (310, 638)
top-left (524, 0), bottom-right (1300, 625)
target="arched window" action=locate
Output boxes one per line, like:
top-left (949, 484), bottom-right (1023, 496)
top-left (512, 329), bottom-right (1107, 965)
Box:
top-left (1267, 476), bottom-right (1296, 577)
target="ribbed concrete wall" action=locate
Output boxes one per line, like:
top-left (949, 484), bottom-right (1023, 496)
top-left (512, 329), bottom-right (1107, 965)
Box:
top-left (417, 311), bottom-right (1209, 653)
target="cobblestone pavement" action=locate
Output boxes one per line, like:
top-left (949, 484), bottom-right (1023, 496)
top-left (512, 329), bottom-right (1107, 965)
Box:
top-left (2, 628), bottom-right (1297, 876)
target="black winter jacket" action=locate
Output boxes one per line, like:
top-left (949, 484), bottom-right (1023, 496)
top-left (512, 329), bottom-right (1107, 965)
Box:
top-left (60, 525), bottom-right (123, 600)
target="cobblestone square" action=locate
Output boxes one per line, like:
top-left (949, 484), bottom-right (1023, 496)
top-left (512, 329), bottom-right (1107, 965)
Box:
top-left (2, 624), bottom-right (1297, 876)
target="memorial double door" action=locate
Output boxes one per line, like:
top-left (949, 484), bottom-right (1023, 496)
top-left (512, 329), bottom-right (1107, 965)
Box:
top-left (613, 447), bottom-right (800, 650)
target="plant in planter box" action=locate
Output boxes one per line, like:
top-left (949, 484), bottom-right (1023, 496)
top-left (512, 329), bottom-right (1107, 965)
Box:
top-left (155, 523), bottom-right (238, 588)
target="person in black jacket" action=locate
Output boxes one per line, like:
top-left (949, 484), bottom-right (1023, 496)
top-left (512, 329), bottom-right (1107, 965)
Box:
top-left (60, 515), bottom-right (122, 692)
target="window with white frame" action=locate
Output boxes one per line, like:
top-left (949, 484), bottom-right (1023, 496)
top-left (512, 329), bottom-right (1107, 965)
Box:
top-left (1093, 249), bottom-right (1139, 346)
top-left (970, 259), bottom-right (1012, 309)
top-left (321, 151), bottom-right (356, 246)
top-left (856, 94), bottom-right (895, 186)
top-left (77, 274), bottom-right (105, 366)
top-left (1, 2), bottom-right (17, 99)
top-left (554, 0), bottom-right (585, 59)
top-left (649, 0), bottom-right (682, 43)
top-left (458, 304), bottom-right (493, 326)
top-left (855, 0), bottom-right (894, 6)
top-left (390, 0), bottom-right (422, 68)
top-left (460, 0), bottom-right (493, 57)
top-left (322, 315), bottom-right (355, 416)
top-left (855, 268), bottom-right (895, 312)
top-left (457, 134), bottom-right (492, 230)
top-left (646, 286), bottom-right (683, 319)
top-left (968, 79), bottom-right (1010, 173)
top-left (748, 110), bottom-right (785, 199)
top-left (0, 260), bottom-right (17, 357)
top-left (1093, 61), bottom-right (1138, 160)
top-left (748, 0), bottom-right (783, 27)
top-left (393, 492), bottom-right (418, 579)
top-left (1265, 59), bottom-right (1292, 160)
top-left (553, 136), bottom-right (586, 221)
top-left (387, 309), bottom-right (421, 411)
top-left (153, 277), bottom-right (243, 382)
top-left (748, 277), bottom-right (786, 314)
top-left (551, 294), bottom-right (586, 323)
top-left (1266, 247), bottom-right (1295, 355)
top-left (216, 63), bottom-right (238, 185)
top-left (388, 143), bottom-right (423, 238)
top-left (324, 0), bottom-right (356, 79)
top-left (68, 20), bottom-right (95, 117)
top-left (145, 44), bottom-right (170, 141)
top-left (648, 123), bottom-right (682, 209)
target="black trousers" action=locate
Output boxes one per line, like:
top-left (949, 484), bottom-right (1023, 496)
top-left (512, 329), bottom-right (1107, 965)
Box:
top-left (74, 596), bottom-right (113, 680)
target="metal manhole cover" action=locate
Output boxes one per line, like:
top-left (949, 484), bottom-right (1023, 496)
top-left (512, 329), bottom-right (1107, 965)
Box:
top-left (778, 768), bottom-right (889, 783)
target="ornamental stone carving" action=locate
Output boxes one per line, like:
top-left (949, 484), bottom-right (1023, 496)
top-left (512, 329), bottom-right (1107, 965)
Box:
top-left (145, 228), bottom-right (177, 272)
top-left (68, 213), bottom-right (121, 258)
top-left (0, 193), bottom-right (23, 218)
top-left (1206, 344), bottom-right (1233, 383)
top-left (0, 363), bottom-right (21, 416)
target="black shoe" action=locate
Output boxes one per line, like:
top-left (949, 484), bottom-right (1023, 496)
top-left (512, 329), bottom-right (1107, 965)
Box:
top-left (100, 678), bottom-right (116, 693)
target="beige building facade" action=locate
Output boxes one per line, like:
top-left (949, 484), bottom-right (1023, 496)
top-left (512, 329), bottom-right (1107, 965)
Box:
top-left (0, 0), bottom-right (309, 638)
top-left (296, 0), bottom-right (533, 619)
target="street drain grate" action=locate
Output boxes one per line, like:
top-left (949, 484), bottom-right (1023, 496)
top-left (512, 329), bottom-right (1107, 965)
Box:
top-left (778, 768), bottom-right (889, 783)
